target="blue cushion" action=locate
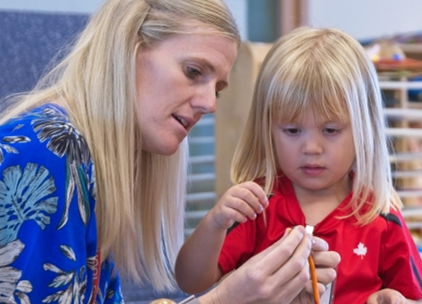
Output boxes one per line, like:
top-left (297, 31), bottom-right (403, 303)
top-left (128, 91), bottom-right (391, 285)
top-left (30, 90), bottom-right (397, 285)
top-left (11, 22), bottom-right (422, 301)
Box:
top-left (0, 10), bottom-right (87, 100)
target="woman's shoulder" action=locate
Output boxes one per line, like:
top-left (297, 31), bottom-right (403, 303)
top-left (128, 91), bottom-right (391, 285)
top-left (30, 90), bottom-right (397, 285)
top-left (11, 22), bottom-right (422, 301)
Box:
top-left (0, 102), bottom-right (95, 207)
top-left (5, 103), bottom-right (69, 125)
top-left (0, 103), bottom-right (92, 166)
top-left (0, 102), bottom-right (97, 236)
top-left (0, 103), bottom-right (72, 148)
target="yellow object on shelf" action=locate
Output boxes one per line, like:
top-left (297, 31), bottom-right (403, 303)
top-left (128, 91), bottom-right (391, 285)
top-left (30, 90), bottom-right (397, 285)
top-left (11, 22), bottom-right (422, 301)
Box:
top-left (149, 299), bottom-right (177, 304)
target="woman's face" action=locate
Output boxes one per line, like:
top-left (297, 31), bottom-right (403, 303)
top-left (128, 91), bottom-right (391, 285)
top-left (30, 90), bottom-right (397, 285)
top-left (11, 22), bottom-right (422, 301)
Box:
top-left (135, 26), bottom-right (238, 155)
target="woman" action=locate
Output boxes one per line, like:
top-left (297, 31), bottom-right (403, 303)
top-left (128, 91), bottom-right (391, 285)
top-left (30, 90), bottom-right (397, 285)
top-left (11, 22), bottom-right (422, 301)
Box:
top-left (0, 0), bottom-right (339, 303)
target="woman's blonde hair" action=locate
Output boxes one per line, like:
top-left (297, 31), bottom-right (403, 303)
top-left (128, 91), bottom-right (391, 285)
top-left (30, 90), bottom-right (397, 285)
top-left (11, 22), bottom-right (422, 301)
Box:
top-left (1, 0), bottom-right (239, 291)
top-left (231, 26), bottom-right (401, 225)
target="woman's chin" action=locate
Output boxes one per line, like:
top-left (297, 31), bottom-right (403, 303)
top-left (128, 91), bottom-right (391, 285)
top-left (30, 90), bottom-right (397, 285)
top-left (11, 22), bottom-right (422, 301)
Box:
top-left (160, 146), bottom-right (179, 156)
top-left (143, 141), bottom-right (180, 156)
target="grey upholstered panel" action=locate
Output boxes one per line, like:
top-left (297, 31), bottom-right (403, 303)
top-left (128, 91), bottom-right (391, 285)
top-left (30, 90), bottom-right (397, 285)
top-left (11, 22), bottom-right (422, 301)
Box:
top-left (0, 10), bottom-right (87, 100)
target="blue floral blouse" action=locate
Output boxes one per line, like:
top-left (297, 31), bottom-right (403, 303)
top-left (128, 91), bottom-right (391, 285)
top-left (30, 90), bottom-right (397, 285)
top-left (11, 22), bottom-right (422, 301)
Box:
top-left (0, 104), bottom-right (123, 303)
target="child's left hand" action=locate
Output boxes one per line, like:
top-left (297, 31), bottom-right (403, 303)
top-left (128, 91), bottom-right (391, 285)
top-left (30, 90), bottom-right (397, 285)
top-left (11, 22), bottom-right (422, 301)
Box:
top-left (367, 288), bottom-right (408, 304)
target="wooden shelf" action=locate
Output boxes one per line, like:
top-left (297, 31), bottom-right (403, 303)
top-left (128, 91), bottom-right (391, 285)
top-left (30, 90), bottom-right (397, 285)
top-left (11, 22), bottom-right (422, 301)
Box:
top-left (383, 77), bottom-right (422, 224)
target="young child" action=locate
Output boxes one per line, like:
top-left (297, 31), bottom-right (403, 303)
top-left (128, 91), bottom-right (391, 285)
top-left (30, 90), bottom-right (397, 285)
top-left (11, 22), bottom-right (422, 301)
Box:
top-left (175, 27), bottom-right (422, 303)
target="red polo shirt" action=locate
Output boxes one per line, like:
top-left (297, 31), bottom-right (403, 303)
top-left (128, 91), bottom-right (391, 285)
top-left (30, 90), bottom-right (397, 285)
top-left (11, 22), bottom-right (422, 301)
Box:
top-left (218, 175), bottom-right (422, 303)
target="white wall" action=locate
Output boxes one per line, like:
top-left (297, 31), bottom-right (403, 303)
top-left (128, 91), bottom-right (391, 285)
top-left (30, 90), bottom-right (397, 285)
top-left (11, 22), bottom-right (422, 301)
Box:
top-left (0, 0), bottom-right (248, 39)
top-left (226, 0), bottom-right (248, 40)
top-left (1, 0), bottom-right (421, 41)
top-left (0, 0), bottom-right (104, 13)
top-left (308, 0), bottom-right (422, 41)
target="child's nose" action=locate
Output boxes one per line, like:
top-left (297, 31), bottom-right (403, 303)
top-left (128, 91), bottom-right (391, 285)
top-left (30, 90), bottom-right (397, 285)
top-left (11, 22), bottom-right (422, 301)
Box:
top-left (302, 134), bottom-right (323, 154)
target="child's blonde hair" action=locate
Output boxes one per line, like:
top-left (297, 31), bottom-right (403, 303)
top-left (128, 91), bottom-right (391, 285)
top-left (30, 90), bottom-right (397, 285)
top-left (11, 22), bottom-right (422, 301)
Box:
top-left (1, 0), bottom-right (240, 291)
top-left (231, 26), bottom-right (401, 225)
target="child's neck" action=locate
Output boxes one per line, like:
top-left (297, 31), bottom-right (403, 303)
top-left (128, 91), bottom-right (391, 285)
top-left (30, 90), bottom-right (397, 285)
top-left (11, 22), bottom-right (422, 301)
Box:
top-left (299, 195), bottom-right (342, 226)
top-left (294, 177), bottom-right (351, 226)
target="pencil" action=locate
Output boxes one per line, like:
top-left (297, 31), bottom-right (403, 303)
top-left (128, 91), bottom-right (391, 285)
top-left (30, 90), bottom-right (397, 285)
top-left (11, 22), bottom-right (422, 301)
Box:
top-left (308, 255), bottom-right (320, 304)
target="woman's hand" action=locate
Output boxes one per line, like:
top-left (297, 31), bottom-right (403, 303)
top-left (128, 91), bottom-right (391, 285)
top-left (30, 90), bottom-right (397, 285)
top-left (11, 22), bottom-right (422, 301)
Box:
top-left (291, 236), bottom-right (340, 304)
top-left (198, 226), bottom-right (314, 304)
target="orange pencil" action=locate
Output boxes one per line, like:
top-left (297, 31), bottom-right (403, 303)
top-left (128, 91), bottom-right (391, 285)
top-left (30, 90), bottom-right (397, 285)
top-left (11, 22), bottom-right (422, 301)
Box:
top-left (285, 226), bottom-right (319, 303)
top-left (308, 255), bottom-right (320, 304)
top-left (304, 225), bottom-right (320, 304)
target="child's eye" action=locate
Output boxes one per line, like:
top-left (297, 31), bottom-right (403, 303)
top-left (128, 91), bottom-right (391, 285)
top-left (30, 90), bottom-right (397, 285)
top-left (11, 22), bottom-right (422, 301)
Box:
top-left (284, 128), bottom-right (300, 135)
top-left (187, 66), bottom-right (201, 78)
top-left (324, 127), bottom-right (339, 134)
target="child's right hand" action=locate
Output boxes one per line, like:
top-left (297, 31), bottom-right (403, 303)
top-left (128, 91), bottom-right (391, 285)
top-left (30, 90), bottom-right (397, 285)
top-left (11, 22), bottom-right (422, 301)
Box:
top-left (366, 289), bottom-right (408, 304)
top-left (208, 181), bottom-right (268, 230)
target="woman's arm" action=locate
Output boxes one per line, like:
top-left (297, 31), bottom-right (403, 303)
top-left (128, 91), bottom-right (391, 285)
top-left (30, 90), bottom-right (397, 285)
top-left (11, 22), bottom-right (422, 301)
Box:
top-left (175, 211), bottom-right (227, 293)
top-left (175, 181), bottom-right (268, 294)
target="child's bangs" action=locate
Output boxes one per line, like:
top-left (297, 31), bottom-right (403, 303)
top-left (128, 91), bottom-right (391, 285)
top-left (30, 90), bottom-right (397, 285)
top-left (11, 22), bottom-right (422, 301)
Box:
top-left (270, 67), bottom-right (350, 123)
top-left (311, 84), bottom-right (350, 123)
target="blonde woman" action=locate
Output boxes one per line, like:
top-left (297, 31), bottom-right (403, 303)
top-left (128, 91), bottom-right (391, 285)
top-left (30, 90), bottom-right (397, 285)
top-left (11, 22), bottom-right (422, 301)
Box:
top-left (175, 27), bottom-right (422, 304)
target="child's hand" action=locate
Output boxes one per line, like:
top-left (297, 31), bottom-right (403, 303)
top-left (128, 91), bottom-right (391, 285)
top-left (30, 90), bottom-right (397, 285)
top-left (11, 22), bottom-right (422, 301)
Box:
top-left (209, 181), bottom-right (268, 230)
top-left (367, 288), bottom-right (408, 304)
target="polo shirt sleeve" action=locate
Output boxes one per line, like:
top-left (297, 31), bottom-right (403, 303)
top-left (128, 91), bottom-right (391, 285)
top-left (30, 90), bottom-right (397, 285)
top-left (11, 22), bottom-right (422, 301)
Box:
top-left (380, 209), bottom-right (422, 300)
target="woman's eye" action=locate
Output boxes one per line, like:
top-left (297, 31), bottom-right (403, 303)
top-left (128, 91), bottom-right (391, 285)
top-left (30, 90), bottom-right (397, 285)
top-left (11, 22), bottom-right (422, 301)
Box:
top-left (187, 66), bottom-right (201, 78)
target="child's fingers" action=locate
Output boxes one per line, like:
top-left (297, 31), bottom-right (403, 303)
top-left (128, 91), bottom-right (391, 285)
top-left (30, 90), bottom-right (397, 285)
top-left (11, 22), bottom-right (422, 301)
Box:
top-left (213, 196), bottom-right (259, 226)
top-left (367, 289), bottom-right (407, 304)
top-left (215, 182), bottom-right (268, 225)
top-left (223, 196), bottom-right (261, 222)
top-left (238, 181), bottom-right (269, 210)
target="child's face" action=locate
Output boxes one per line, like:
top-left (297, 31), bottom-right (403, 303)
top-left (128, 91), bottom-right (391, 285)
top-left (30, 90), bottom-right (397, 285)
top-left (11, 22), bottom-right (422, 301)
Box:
top-left (272, 109), bottom-right (355, 195)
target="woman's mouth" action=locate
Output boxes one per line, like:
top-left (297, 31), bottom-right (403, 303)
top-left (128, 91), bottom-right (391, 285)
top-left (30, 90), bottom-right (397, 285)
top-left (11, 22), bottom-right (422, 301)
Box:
top-left (172, 114), bottom-right (188, 129)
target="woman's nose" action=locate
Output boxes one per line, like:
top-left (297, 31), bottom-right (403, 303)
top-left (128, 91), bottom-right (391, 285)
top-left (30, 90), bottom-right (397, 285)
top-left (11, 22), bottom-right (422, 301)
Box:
top-left (192, 85), bottom-right (217, 114)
